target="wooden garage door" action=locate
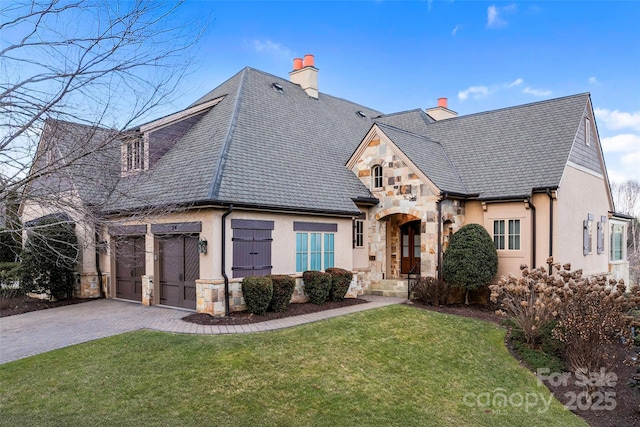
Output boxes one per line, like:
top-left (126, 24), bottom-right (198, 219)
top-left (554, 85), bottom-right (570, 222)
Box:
top-left (115, 236), bottom-right (145, 302)
top-left (159, 234), bottom-right (198, 310)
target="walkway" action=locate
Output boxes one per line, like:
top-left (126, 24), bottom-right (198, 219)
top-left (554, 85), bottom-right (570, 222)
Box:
top-left (0, 295), bottom-right (403, 364)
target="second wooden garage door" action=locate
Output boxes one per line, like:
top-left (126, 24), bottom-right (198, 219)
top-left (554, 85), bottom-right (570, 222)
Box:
top-left (158, 234), bottom-right (199, 310)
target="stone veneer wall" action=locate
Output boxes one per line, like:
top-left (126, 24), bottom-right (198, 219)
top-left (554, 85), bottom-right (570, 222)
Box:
top-left (193, 273), bottom-right (361, 317)
top-left (352, 137), bottom-right (455, 286)
top-left (75, 272), bottom-right (104, 298)
top-left (352, 139), bottom-right (438, 287)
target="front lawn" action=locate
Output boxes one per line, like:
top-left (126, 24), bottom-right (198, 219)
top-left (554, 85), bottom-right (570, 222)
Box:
top-left (0, 305), bottom-right (585, 426)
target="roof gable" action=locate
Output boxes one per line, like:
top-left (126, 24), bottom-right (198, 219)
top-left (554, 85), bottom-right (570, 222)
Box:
top-left (422, 93), bottom-right (592, 199)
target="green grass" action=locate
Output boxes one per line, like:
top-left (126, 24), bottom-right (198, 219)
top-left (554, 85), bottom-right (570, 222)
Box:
top-left (0, 305), bottom-right (586, 427)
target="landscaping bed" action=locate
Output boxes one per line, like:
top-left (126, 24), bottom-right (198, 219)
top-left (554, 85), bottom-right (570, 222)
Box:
top-left (0, 294), bottom-right (94, 317)
top-left (408, 301), bottom-right (640, 427)
top-left (182, 297), bottom-right (368, 325)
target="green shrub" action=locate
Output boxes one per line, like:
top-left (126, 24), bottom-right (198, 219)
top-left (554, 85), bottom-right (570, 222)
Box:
top-left (0, 228), bottom-right (21, 262)
top-left (268, 275), bottom-right (295, 312)
top-left (326, 268), bottom-right (352, 302)
top-left (19, 217), bottom-right (78, 298)
top-left (508, 324), bottom-right (565, 374)
top-left (241, 276), bottom-right (273, 315)
top-left (0, 261), bottom-right (22, 298)
top-left (411, 276), bottom-right (448, 306)
top-left (302, 270), bottom-right (331, 304)
top-left (442, 224), bottom-right (498, 304)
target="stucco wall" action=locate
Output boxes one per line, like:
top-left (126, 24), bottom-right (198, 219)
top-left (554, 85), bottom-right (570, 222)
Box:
top-left (464, 200), bottom-right (531, 279)
top-left (555, 165), bottom-right (611, 275)
top-left (103, 208), bottom-right (355, 285)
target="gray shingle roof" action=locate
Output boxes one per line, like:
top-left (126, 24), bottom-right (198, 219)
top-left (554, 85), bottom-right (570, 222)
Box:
top-left (107, 67), bottom-right (383, 214)
top-left (31, 120), bottom-right (120, 206)
top-left (422, 93), bottom-right (590, 199)
top-left (40, 65), bottom-right (590, 214)
top-left (374, 123), bottom-right (467, 194)
top-left (371, 93), bottom-right (589, 199)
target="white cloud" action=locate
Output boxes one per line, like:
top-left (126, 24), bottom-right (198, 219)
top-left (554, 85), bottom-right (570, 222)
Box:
top-left (601, 133), bottom-right (640, 153)
top-left (621, 150), bottom-right (640, 168)
top-left (487, 4), bottom-right (516, 29)
top-left (507, 78), bottom-right (523, 88)
top-left (588, 76), bottom-right (598, 85)
top-left (601, 132), bottom-right (640, 183)
top-left (251, 40), bottom-right (292, 58)
top-left (452, 25), bottom-right (460, 36)
top-left (458, 85), bottom-right (490, 101)
top-left (594, 108), bottom-right (640, 131)
top-left (523, 86), bottom-right (552, 97)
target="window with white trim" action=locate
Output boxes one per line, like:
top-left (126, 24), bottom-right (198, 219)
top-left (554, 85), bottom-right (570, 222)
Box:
top-left (493, 219), bottom-right (520, 250)
top-left (294, 221), bottom-right (337, 272)
top-left (353, 219), bottom-right (364, 248)
top-left (610, 222), bottom-right (626, 262)
top-left (372, 164), bottom-right (383, 189)
top-left (122, 136), bottom-right (147, 174)
top-left (296, 232), bottom-right (335, 272)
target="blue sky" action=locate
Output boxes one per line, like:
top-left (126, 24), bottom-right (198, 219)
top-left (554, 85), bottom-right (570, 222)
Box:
top-left (170, 0), bottom-right (639, 184)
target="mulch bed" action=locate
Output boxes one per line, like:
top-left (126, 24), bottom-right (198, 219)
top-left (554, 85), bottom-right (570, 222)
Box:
top-left (182, 298), bottom-right (368, 325)
top-left (407, 301), bottom-right (640, 427)
top-left (0, 294), bottom-right (95, 317)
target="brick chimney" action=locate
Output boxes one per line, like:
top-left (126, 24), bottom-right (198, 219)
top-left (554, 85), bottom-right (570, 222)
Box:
top-left (425, 97), bottom-right (458, 121)
top-left (289, 54), bottom-right (318, 98)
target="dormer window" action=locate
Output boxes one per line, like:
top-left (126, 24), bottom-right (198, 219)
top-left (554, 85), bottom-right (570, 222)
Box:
top-left (121, 133), bottom-right (147, 175)
top-left (372, 164), bottom-right (383, 189)
top-left (127, 139), bottom-right (144, 171)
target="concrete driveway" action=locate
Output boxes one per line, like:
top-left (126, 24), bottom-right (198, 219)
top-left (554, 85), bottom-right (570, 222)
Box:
top-left (0, 296), bottom-right (402, 364)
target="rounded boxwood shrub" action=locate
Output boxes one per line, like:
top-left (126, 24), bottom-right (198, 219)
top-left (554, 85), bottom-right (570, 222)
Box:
top-left (326, 267), bottom-right (353, 301)
top-left (268, 275), bottom-right (295, 312)
top-left (442, 223), bottom-right (498, 304)
top-left (241, 276), bottom-right (273, 315)
top-left (19, 217), bottom-right (78, 298)
top-left (302, 270), bottom-right (331, 305)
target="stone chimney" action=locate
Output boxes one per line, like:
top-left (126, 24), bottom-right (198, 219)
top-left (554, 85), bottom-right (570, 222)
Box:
top-left (289, 54), bottom-right (318, 98)
top-left (425, 97), bottom-right (458, 121)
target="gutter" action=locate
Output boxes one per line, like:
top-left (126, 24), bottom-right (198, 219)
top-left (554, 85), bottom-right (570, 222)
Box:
top-left (221, 204), bottom-right (234, 317)
top-left (102, 199), bottom-right (363, 219)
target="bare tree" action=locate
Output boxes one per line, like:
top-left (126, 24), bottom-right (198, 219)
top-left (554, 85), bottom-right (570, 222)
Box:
top-left (0, 1), bottom-right (204, 260)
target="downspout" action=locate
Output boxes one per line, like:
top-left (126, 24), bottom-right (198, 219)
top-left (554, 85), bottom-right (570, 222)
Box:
top-left (221, 204), bottom-right (234, 317)
top-left (546, 189), bottom-right (554, 274)
top-left (437, 193), bottom-right (447, 281)
top-left (528, 197), bottom-right (536, 269)
top-left (95, 230), bottom-right (104, 299)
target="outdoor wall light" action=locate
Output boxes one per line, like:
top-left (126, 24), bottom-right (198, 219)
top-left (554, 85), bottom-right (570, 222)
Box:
top-left (197, 238), bottom-right (208, 254)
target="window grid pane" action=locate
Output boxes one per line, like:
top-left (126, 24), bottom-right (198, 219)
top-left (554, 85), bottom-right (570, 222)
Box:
top-left (355, 220), bottom-right (364, 247)
top-left (310, 233), bottom-right (322, 270)
top-left (493, 220), bottom-right (505, 250)
top-left (296, 233), bottom-right (308, 272)
top-left (508, 220), bottom-right (520, 250)
top-left (324, 233), bottom-right (335, 269)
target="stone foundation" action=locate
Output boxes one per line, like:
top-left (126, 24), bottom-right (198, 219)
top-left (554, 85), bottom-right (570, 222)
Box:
top-left (195, 271), bottom-right (363, 317)
top-left (141, 275), bottom-right (153, 306)
top-left (75, 272), bottom-right (102, 298)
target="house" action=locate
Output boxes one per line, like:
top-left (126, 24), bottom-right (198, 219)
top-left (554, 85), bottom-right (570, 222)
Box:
top-left (20, 55), bottom-right (630, 316)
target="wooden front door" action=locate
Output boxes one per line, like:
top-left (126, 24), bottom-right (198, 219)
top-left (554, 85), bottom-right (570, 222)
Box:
top-left (159, 234), bottom-right (199, 310)
top-left (400, 221), bottom-right (421, 274)
top-left (115, 236), bottom-right (145, 301)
